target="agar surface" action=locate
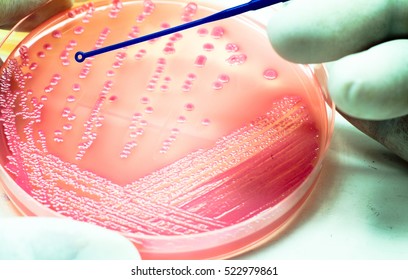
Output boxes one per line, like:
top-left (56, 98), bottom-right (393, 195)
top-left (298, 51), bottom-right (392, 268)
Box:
top-left (0, 1), bottom-right (323, 238)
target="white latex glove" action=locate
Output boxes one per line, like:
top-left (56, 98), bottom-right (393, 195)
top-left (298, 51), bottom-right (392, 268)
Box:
top-left (0, 0), bottom-right (74, 30)
top-left (0, 0), bottom-right (139, 260)
top-left (267, 0), bottom-right (408, 161)
top-left (0, 218), bottom-right (140, 259)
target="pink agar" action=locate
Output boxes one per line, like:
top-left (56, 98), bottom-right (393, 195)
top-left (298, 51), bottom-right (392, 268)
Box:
top-left (0, 0), bottom-right (329, 260)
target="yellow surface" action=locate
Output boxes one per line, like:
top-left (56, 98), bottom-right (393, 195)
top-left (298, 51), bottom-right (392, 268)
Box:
top-left (0, 30), bottom-right (27, 61)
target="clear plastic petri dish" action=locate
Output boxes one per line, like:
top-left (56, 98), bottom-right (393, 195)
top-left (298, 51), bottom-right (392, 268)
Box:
top-left (0, 0), bottom-right (334, 259)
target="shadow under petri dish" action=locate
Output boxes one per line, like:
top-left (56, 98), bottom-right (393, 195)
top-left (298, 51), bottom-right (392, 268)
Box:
top-left (0, 0), bottom-right (333, 259)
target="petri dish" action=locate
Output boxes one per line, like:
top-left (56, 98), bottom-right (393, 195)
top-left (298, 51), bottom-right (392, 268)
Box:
top-left (0, 0), bottom-right (334, 259)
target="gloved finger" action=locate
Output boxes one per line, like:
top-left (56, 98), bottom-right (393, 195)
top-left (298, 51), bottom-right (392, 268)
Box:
top-left (327, 39), bottom-right (408, 120)
top-left (267, 0), bottom-right (408, 63)
top-left (0, 0), bottom-right (73, 31)
top-left (0, 217), bottom-right (141, 260)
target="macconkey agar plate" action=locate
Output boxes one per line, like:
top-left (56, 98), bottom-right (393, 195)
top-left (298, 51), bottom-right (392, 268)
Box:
top-left (0, 0), bottom-right (334, 259)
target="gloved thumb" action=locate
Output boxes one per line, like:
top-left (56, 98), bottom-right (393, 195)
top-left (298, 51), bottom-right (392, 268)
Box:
top-left (0, 0), bottom-right (73, 31)
top-left (0, 217), bottom-right (141, 260)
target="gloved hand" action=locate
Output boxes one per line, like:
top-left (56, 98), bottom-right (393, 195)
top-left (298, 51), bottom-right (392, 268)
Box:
top-left (0, 217), bottom-right (140, 259)
top-left (267, 0), bottom-right (408, 161)
top-left (0, 0), bottom-right (74, 30)
top-left (0, 0), bottom-right (140, 260)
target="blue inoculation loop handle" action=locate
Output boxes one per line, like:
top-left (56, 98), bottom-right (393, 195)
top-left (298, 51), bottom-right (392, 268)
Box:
top-left (74, 0), bottom-right (288, 63)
